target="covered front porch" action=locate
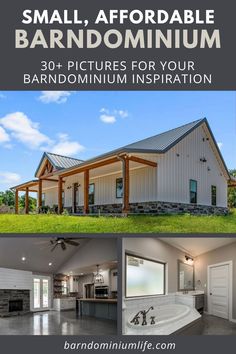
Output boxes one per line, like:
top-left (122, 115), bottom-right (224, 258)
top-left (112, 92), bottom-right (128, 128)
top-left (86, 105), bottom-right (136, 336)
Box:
top-left (12, 154), bottom-right (158, 215)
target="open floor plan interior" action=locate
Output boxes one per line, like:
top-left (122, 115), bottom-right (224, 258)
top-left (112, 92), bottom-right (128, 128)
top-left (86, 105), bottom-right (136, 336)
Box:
top-left (0, 237), bottom-right (117, 335)
top-left (122, 237), bottom-right (236, 335)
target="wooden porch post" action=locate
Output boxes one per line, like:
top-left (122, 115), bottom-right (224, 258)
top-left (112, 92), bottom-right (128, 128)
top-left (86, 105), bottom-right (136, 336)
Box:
top-left (25, 187), bottom-right (29, 214)
top-left (58, 176), bottom-right (63, 214)
top-left (84, 169), bottom-right (89, 214)
top-left (123, 157), bottom-right (130, 213)
top-left (38, 178), bottom-right (42, 212)
top-left (15, 189), bottom-right (19, 214)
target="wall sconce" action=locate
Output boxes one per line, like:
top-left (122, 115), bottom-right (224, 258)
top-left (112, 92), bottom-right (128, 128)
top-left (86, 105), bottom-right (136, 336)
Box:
top-left (207, 166), bottom-right (211, 171)
top-left (67, 186), bottom-right (72, 190)
top-left (185, 255), bottom-right (194, 265)
top-left (200, 157), bottom-right (207, 163)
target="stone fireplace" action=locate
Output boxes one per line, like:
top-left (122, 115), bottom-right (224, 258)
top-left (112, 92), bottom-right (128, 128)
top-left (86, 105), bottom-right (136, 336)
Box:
top-left (0, 290), bottom-right (30, 317)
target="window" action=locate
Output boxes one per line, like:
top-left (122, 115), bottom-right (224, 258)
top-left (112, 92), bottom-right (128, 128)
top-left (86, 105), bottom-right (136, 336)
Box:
top-left (211, 185), bottom-right (217, 206)
top-left (89, 183), bottom-right (95, 205)
top-left (61, 280), bottom-right (68, 295)
top-left (116, 178), bottom-right (123, 198)
top-left (125, 253), bottom-right (165, 297)
top-left (190, 179), bottom-right (197, 204)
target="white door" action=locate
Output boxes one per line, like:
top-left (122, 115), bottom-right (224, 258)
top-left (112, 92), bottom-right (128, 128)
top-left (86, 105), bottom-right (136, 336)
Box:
top-left (208, 264), bottom-right (229, 319)
top-left (33, 276), bottom-right (50, 311)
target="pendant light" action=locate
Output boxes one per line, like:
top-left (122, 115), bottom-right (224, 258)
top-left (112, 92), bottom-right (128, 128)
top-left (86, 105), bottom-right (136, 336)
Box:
top-left (94, 264), bottom-right (104, 284)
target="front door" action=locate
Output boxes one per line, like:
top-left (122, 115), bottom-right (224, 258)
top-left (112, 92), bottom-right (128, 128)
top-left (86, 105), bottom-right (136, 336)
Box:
top-left (73, 183), bottom-right (79, 213)
top-left (208, 264), bottom-right (229, 319)
top-left (33, 276), bottom-right (50, 311)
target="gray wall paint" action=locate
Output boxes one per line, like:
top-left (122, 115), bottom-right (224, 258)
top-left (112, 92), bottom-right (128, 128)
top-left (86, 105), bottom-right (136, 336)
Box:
top-left (123, 238), bottom-right (186, 295)
top-left (195, 242), bottom-right (236, 319)
top-left (58, 238), bottom-right (117, 274)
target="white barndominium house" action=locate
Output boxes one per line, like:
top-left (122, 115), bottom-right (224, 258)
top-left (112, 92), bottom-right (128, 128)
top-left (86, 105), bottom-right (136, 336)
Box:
top-left (11, 118), bottom-right (236, 215)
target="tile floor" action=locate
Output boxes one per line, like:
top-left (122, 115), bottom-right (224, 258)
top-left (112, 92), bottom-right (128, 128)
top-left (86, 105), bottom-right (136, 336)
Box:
top-left (200, 314), bottom-right (236, 335)
top-left (0, 310), bottom-right (117, 335)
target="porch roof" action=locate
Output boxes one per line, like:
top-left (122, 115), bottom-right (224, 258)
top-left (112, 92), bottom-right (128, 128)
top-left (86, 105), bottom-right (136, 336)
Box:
top-left (11, 179), bottom-right (39, 191)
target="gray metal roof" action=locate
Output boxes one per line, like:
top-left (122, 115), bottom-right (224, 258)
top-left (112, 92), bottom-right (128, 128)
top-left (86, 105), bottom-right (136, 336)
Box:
top-left (33, 118), bottom-right (229, 179)
top-left (35, 152), bottom-right (83, 176)
top-left (46, 152), bottom-right (83, 169)
top-left (123, 119), bottom-right (203, 152)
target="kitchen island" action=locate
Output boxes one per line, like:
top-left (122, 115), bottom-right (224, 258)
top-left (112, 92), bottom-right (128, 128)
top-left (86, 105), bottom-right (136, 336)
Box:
top-left (77, 298), bottom-right (117, 320)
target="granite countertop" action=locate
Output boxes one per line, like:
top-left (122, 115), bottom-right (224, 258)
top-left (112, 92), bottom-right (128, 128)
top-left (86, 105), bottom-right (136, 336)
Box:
top-left (77, 298), bottom-right (117, 303)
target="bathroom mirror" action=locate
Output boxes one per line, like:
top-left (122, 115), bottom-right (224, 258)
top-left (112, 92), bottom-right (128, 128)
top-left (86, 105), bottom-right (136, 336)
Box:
top-left (178, 260), bottom-right (194, 291)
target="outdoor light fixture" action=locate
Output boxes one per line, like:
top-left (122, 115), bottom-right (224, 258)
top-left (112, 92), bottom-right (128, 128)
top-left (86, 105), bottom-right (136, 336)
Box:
top-left (21, 256), bottom-right (26, 262)
top-left (93, 264), bottom-right (104, 284)
top-left (185, 255), bottom-right (194, 265)
top-left (49, 262), bottom-right (52, 266)
top-left (200, 157), bottom-right (207, 163)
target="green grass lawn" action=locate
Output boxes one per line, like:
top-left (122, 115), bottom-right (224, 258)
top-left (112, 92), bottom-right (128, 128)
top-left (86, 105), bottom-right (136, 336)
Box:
top-left (0, 210), bottom-right (236, 233)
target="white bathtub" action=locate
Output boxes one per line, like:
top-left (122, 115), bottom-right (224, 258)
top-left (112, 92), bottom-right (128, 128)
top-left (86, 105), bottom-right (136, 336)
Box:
top-left (126, 303), bottom-right (201, 335)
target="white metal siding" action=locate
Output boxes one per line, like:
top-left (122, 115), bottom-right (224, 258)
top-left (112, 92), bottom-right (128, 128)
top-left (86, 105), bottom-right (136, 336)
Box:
top-left (44, 188), bottom-right (58, 207)
top-left (63, 165), bottom-right (157, 206)
top-left (0, 267), bottom-right (32, 290)
top-left (157, 125), bottom-right (227, 207)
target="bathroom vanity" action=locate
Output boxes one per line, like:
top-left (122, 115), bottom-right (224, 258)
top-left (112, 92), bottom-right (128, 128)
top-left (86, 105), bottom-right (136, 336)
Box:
top-left (176, 291), bottom-right (205, 314)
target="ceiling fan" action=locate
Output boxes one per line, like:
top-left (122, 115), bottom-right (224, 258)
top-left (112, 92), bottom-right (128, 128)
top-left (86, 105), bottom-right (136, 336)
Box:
top-left (49, 237), bottom-right (80, 252)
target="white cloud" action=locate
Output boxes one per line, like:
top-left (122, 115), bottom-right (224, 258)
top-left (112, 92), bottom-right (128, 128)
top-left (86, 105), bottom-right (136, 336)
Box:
top-left (39, 91), bottom-right (71, 104)
top-left (99, 108), bottom-right (129, 124)
top-left (217, 142), bottom-right (223, 150)
top-left (0, 112), bottom-right (51, 149)
top-left (0, 126), bottom-right (10, 143)
top-left (51, 133), bottom-right (85, 156)
top-left (100, 114), bottom-right (116, 124)
top-left (0, 171), bottom-right (21, 185)
top-left (115, 110), bottom-right (129, 118)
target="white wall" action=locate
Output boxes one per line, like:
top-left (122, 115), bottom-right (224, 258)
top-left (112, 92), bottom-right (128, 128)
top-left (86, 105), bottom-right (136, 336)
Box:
top-left (0, 267), bottom-right (32, 290)
top-left (44, 187), bottom-right (58, 206)
top-left (156, 125), bottom-right (227, 207)
top-left (62, 165), bottom-right (157, 207)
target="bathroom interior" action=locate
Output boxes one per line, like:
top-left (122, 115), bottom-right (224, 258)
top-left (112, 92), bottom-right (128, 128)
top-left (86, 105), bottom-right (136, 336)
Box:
top-left (122, 237), bottom-right (236, 335)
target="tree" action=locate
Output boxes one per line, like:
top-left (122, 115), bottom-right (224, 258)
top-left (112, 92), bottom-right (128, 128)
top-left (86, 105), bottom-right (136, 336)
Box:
top-left (19, 194), bottom-right (37, 212)
top-left (0, 189), bottom-right (37, 212)
top-left (0, 190), bottom-right (15, 206)
top-left (228, 169), bottom-right (236, 208)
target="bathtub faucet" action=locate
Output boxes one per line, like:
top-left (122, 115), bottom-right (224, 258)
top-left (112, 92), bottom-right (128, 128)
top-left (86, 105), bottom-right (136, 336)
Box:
top-left (141, 306), bottom-right (154, 326)
top-left (130, 311), bottom-right (142, 325)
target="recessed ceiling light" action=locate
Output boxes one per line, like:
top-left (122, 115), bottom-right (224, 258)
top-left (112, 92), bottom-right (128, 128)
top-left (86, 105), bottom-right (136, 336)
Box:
top-left (21, 257), bottom-right (26, 261)
top-left (80, 273), bottom-right (84, 275)
top-left (49, 262), bottom-right (52, 266)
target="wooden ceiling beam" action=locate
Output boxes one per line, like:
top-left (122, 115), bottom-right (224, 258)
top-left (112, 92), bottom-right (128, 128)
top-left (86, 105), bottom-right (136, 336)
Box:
top-left (128, 155), bottom-right (157, 167)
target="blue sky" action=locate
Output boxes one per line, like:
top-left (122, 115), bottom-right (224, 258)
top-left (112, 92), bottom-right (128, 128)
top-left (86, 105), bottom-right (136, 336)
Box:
top-left (0, 91), bottom-right (235, 191)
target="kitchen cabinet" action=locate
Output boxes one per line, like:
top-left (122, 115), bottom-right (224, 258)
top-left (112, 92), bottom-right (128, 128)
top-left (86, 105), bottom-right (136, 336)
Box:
top-left (69, 276), bottom-right (78, 293)
top-left (78, 299), bottom-right (117, 320)
top-left (53, 297), bottom-right (76, 311)
top-left (111, 269), bottom-right (118, 292)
